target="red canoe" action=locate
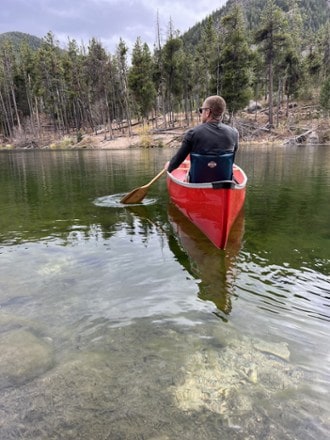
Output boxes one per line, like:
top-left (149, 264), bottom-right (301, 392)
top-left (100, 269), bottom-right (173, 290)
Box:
top-left (166, 159), bottom-right (247, 250)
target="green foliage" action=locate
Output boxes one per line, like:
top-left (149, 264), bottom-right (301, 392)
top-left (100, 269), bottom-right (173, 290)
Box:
top-left (282, 50), bottom-right (304, 99)
top-left (304, 49), bottom-right (322, 78)
top-left (254, 0), bottom-right (294, 124)
top-left (237, 0), bottom-right (329, 33)
top-left (76, 130), bottom-right (83, 143)
top-left (216, 4), bottom-right (254, 114)
top-left (183, 0), bottom-right (329, 49)
top-left (319, 22), bottom-right (330, 79)
top-left (128, 38), bottom-right (156, 119)
top-left (255, 1), bottom-right (290, 60)
top-left (320, 77), bottom-right (330, 111)
top-left (195, 16), bottom-right (217, 98)
top-left (0, 0), bottom-right (328, 140)
top-left (163, 36), bottom-right (184, 98)
top-left (0, 32), bottom-right (42, 52)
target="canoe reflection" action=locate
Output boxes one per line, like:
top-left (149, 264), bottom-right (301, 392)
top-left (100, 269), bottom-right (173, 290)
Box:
top-left (167, 203), bottom-right (245, 316)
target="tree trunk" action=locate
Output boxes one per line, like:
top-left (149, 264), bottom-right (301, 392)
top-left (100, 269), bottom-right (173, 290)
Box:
top-left (0, 90), bottom-right (13, 138)
top-left (268, 60), bottom-right (274, 127)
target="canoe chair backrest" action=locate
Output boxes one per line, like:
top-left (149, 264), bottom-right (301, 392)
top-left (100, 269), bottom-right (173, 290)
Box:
top-left (189, 151), bottom-right (235, 183)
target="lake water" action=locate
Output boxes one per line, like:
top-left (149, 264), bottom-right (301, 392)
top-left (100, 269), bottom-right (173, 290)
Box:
top-left (0, 145), bottom-right (329, 439)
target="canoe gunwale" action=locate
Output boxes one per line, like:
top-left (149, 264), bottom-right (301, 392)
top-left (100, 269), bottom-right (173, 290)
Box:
top-left (166, 164), bottom-right (247, 190)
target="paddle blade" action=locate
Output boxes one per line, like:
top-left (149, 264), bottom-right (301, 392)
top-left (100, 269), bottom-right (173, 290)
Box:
top-left (120, 169), bottom-right (166, 204)
top-left (120, 187), bottom-right (149, 204)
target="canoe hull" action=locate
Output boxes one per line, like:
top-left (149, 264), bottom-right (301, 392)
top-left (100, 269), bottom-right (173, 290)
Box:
top-left (166, 161), bottom-right (247, 249)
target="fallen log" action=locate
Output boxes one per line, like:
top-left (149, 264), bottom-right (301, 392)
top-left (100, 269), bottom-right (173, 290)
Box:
top-left (283, 130), bottom-right (312, 145)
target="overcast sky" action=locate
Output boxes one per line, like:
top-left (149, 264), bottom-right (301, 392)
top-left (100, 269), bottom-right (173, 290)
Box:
top-left (0, 0), bottom-right (227, 53)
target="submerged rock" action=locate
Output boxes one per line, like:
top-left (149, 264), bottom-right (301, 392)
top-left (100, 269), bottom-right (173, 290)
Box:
top-left (172, 336), bottom-right (300, 416)
top-left (0, 329), bottom-right (55, 389)
top-left (253, 339), bottom-right (290, 361)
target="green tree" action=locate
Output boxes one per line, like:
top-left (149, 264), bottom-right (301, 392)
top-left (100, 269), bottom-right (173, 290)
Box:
top-left (35, 32), bottom-right (68, 133)
top-left (281, 1), bottom-right (304, 106)
top-left (181, 49), bottom-right (196, 125)
top-left (320, 77), bottom-right (330, 113)
top-left (162, 25), bottom-right (185, 124)
top-left (319, 22), bottom-right (330, 79)
top-left (128, 38), bottom-right (156, 121)
top-left (16, 41), bottom-right (40, 136)
top-left (195, 17), bottom-right (217, 99)
top-left (216, 4), bottom-right (253, 116)
top-left (255, 0), bottom-right (290, 126)
top-left (116, 38), bottom-right (132, 135)
top-left (62, 38), bottom-right (88, 132)
top-left (0, 40), bottom-right (21, 135)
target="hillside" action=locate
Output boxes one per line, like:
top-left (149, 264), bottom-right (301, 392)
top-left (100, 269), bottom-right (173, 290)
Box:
top-left (240, 0), bottom-right (330, 32)
top-left (182, 0), bottom-right (330, 48)
top-left (0, 31), bottom-right (43, 51)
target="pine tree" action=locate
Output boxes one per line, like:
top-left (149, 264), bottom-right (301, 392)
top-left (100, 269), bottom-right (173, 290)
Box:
top-left (0, 40), bottom-right (21, 135)
top-left (195, 17), bottom-right (217, 98)
top-left (319, 22), bottom-right (330, 79)
top-left (278, 1), bottom-right (305, 117)
top-left (17, 41), bottom-right (40, 136)
top-left (62, 38), bottom-right (87, 132)
top-left (216, 4), bottom-right (253, 117)
top-left (255, 0), bottom-right (290, 126)
top-left (116, 38), bottom-right (132, 136)
top-left (320, 77), bottom-right (330, 113)
top-left (128, 38), bottom-right (156, 121)
top-left (35, 32), bottom-right (67, 134)
top-left (162, 24), bottom-right (185, 125)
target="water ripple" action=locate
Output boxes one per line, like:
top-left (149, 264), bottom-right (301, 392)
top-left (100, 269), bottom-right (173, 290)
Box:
top-left (238, 251), bottom-right (330, 323)
top-left (93, 194), bottom-right (157, 208)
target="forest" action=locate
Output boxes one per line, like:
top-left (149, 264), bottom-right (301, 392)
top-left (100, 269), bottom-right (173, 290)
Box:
top-left (0, 0), bottom-right (329, 148)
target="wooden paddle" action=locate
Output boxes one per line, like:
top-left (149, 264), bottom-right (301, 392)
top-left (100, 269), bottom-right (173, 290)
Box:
top-left (120, 168), bottom-right (166, 204)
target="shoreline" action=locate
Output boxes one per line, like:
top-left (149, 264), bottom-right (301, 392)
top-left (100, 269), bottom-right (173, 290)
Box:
top-left (1, 115), bottom-right (329, 150)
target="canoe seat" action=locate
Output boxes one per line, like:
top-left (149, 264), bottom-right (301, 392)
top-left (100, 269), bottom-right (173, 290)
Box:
top-left (189, 151), bottom-right (235, 183)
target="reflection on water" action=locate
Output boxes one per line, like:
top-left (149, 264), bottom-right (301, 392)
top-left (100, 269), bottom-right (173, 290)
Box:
top-left (0, 147), bottom-right (330, 439)
top-left (168, 204), bottom-right (245, 317)
top-left (243, 145), bottom-right (330, 274)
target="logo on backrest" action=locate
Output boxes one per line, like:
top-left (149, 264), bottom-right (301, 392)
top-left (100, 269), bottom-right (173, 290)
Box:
top-left (207, 161), bottom-right (217, 168)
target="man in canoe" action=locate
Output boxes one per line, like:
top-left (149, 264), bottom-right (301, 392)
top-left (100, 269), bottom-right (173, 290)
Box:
top-left (167, 95), bottom-right (239, 183)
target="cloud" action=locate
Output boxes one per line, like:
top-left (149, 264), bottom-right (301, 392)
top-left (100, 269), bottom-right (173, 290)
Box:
top-left (0, 0), bottom-right (226, 52)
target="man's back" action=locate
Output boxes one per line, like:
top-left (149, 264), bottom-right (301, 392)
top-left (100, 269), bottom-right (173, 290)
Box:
top-left (167, 95), bottom-right (239, 174)
top-left (188, 122), bottom-right (238, 155)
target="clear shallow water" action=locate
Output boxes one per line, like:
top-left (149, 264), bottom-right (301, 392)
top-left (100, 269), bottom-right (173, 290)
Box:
top-left (0, 146), bottom-right (329, 439)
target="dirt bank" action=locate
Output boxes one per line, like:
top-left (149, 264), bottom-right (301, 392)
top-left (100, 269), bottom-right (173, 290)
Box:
top-left (1, 102), bottom-right (329, 150)
top-left (75, 128), bottom-right (185, 150)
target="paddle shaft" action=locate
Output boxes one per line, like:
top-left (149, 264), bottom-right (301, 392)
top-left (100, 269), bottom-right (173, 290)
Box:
top-left (140, 168), bottom-right (166, 188)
